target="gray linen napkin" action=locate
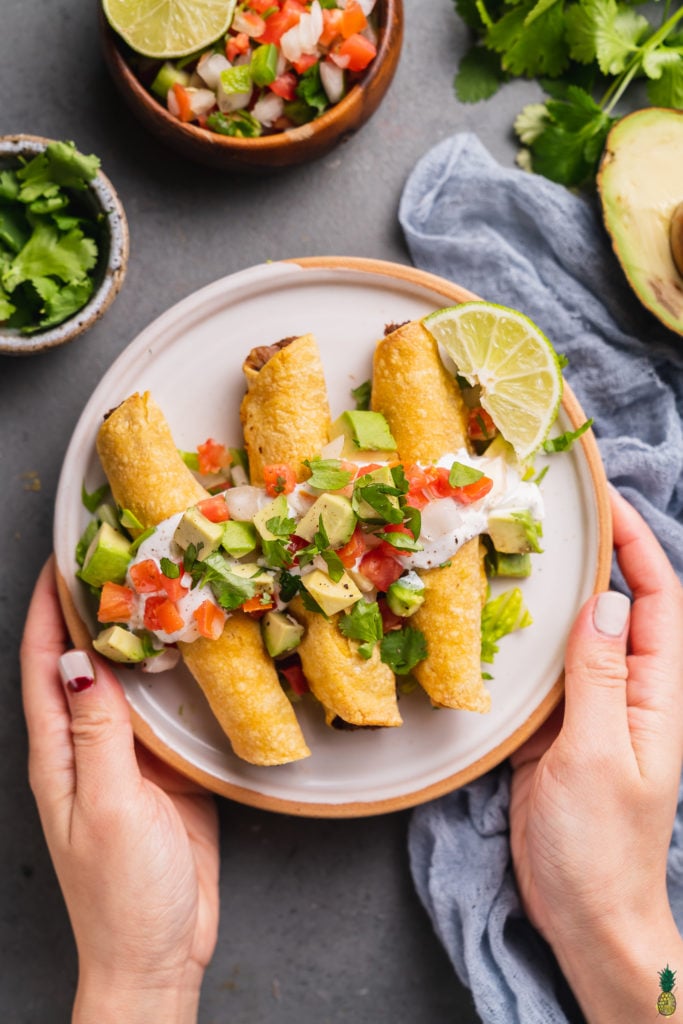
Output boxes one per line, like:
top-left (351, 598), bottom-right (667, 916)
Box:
top-left (400, 132), bottom-right (683, 1024)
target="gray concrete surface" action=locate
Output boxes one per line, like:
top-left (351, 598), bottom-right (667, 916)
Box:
top-left (0, 2), bottom-right (541, 1020)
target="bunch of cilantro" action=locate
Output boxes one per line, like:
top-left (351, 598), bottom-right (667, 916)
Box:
top-left (0, 141), bottom-right (102, 334)
top-left (453, 0), bottom-right (683, 187)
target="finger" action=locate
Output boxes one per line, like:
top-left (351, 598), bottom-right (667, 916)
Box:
top-left (135, 740), bottom-right (211, 796)
top-left (562, 590), bottom-right (633, 757)
top-left (509, 703), bottom-right (563, 770)
top-left (59, 649), bottom-right (142, 815)
top-left (20, 558), bottom-right (76, 820)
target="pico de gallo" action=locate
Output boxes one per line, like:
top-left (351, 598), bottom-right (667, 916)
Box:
top-left (76, 402), bottom-right (543, 690)
top-left (144, 0), bottom-right (381, 137)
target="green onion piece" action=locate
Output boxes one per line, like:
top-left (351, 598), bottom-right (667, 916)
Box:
top-left (250, 43), bottom-right (278, 86)
top-left (219, 65), bottom-right (252, 95)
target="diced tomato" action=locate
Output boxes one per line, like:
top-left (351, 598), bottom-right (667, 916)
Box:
top-left (269, 71), bottom-right (298, 100)
top-left (468, 406), bottom-right (498, 442)
top-left (144, 595), bottom-right (184, 633)
top-left (280, 662), bottom-right (310, 695)
top-left (320, 7), bottom-right (344, 46)
top-left (242, 594), bottom-right (275, 616)
top-left (129, 558), bottom-right (164, 594)
top-left (336, 526), bottom-right (368, 568)
top-left (355, 462), bottom-right (383, 479)
top-left (197, 438), bottom-right (231, 475)
top-left (358, 549), bottom-right (404, 592)
top-left (238, 10), bottom-right (267, 36)
top-left (263, 462), bottom-right (297, 496)
top-left (404, 463), bottom-right (430, 509)
top-left (159, 568), bottom-right (189, 602)
top-left (193, 600), bottom-right (226, 640)
top-left (340, 0), bottom-right (367, 39)
top-left (452, 475), bottom-right (494, 505)
top-left (335, 33), bottom-right (376, 72)
top-left (248, 0), bottom-right (277, 11)
top-left (172, 83), bottom-right (193, 122)
top-left (260, 1), bottom-right (304, 45)
top-left (292, 52), bottom-right (318, 75)
top-left (378, 597), bottom-right (403, 633)
top-left (97, 582), bottom-right (135, 623)
top-left (197, 495), bottom-right (231, 523)
top-left (226, 31), bottom-right (250, 61)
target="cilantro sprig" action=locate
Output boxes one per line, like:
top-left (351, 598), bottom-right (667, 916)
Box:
top-left (0, 141), bottom-right (103, 333)
top-left (453, 0), bottom-right (683, 187)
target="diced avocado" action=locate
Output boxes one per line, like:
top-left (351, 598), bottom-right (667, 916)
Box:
top-left (261, 610), bottom-right (304, 657)
top-left (296, 493), bottom-right (356, 546)
top-left (252, 495), bottom-right (289, 541)
top-left (329, 410), bottom-right (397, 453)
top-left (173, 507), bottom-right (224, 561)
top-left (92, 625), bottom-right (146, 663)
top-left (151, 62), bottom-right (190, 100)
top-left (488, 551), bottom-right (532, 578)
top-left (487, 510), bottom-right (543, 554)
top-left (94, 502), bottom-right (120, 530)
top-left (386, 572), bottom-right (426, 617)
top-left (228, 561), bottom-right (275, 593)
top-left (353, 466), bottom-right (400, 521)
top-left (301, 568), bottom-right (362, 616)
top-left (80, 522), bottom-right (132, 587)
top-left (221, 520), bottom-right (257, 557)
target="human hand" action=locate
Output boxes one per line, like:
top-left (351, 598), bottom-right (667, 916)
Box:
top-left (21, 558), bottom-right (220, 1024)
top-left (509, 488), bottom-right (683, 1022)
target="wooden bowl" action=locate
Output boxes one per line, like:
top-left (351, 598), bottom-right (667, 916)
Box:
top-left (100, 1), bottom-right (404, 171)
top-left (0, 134), bottom-right (129, 356)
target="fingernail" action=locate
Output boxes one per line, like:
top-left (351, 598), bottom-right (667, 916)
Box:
top-left (593, 591), bottom-right (630, 637)
top-left (59, 650), bottom-right (95, 693)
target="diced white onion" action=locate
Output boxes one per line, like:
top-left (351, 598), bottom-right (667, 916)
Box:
top-left (223, 485), bottom-right (269, 521)
top-left (329, 50), bottom-right (351, 70)
top-left (217, 78), bottom-right (252, 112)
top-left (230, 463), bottom-right (249, 487)
top-left (167, 88), bottom-right (180, 118)
top-left (142, 647), bottom-right (181, 673)
top-left (320, 59), bottom-right (345, 104)
top-left (197, 51), bottom-right (231, 90)
top-left (281, 2), bottom-right (323, 60)
top-left (280, 24), bottom-right (303, 62)
top-left (187, 88), bottom-right (217, 117)
top-left (320, 434), bottom-right (345, 459)
top-left (252, 92), bottom-right (285, 127)
top-left (233, 9), bottom-right (265, 36)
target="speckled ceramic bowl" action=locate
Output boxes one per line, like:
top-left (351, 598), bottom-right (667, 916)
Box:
top-left (0, 135), bottom-right (129, 356)
top-left (100, 0), bottom-right (403, 171)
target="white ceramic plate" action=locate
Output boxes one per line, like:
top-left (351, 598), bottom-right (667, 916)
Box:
top-left (54, 257), bottom-right (612, 816)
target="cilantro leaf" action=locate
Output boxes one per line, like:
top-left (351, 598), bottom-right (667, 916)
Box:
top-left (2, 222), bottom-right (97, 292)
top-left (564, 0), bottom-right (649, 75)
top-left (190, 552), bottom-right (259, 611)
top-left (81, 480), bottom-right (111, 513)
top-left (542, 418), bottom-right (593, 452)
top-left (338, 600), bottom-right (383, 659)
top-left (486, 0), bottom-right (570, 78)
top-left (455, 45), bottom-right (507, 102)
top-left (524, 86), bottom-right (615, 186)
top-left (296, 63), bottom-right (329, 116)
top-left (351, 380), bottom-right (371, 411)
top-left (646, 53), bottom-right (683, 107)
top-left (380, 626), bottom-right (428, 675)
top-left (304, 458), bottom-right (353, 491)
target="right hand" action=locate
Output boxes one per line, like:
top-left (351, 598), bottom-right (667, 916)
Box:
top-left (21, 558), bottom-right (220, 1024)
top-left (509, 488), bottom-right (683, 1022)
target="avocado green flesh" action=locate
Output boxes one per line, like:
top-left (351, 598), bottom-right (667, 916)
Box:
top-left (261, 611), bottom-right (304, 657)
top-left (598, 107), bottom-right (683, 337)
top-left (80, 522), bottom-right (132, 587)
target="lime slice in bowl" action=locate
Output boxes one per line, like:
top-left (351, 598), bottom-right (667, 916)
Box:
top-left (103, 0), bottom-right (237, 59)
top-left (423, 302), bottom-right (563, 461)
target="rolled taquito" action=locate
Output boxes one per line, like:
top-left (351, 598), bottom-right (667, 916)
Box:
top-left (96, 391), bottom-right (311, 765)
top-left (371, 321), bottom-right (491, 713)
top-left (240, 335), bottom-right (402, 729)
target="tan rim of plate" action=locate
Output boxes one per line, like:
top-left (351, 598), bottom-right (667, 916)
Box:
top-left (55, 256), bottom-right (613, 817)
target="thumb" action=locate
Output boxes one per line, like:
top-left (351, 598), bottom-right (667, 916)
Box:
top-left (561, 590), bottom-right (632, 750)
top-left (58, 649), bottom-right (141, 804)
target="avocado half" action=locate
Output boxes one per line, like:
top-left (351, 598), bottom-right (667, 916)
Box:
top-left (597, 107), bottom-right (683, 337)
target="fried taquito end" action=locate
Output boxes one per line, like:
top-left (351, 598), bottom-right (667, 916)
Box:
top-left (96, 392), bottom-right (310, 765)
top-left (372, 321), bottom-right (491, 713)
top-left (289, 596), bottom-right (403, 728)
top-left (241, 336), bottom-right (401, 729)
top-left (241, 334), bottom-right (331, 485)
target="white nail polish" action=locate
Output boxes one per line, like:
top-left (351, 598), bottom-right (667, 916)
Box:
top-left (593, 591), bottom-right (630, 637)
top-left (58, 650), bottom-right (95, 692)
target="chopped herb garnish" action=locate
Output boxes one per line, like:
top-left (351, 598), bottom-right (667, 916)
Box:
top-left (542, 419), bottom-right (593, 453)
top-left (303, 458), bottom-right (354, 491)
top-left (130, 526), bottom-right (157, 555)
top-left (189, 552), bottom-right (258, 611)
top-left (160, 557), bottom-right (180, 579)
top-left (351, 379), bottom-right (372, 410)
top-left (81, 480), bottom-right (110, 514)
top-left (119, 508), bottom-right (144, 531)
top-left (380, 626), bottom-right (428, 675)
top-left (338, 599), bottom-right (383, 658)
top-left (321, 549), bottom-right (346, 582)
top-left (378, 529), bottom-right (423, 553)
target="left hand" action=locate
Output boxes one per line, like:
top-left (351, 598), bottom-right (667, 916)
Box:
top-left (21, 557), bottom-right (220, 1024)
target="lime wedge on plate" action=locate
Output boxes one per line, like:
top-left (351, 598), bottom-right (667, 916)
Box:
top-left (103, 0), bottom-right (236, 58)
top-left (423, 302), bottom-right (563, 461)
